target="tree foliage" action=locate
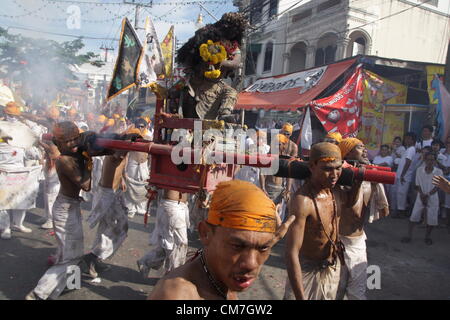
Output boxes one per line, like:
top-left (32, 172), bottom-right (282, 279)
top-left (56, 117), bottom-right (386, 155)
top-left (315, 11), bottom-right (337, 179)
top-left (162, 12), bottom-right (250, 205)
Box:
top-left (0, 27), bottom-right (104, 103)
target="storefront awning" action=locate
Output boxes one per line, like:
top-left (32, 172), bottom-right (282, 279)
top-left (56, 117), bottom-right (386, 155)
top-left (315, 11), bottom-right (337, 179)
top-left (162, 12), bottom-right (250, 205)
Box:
top-left (236, 58), bottom-right (357, 111)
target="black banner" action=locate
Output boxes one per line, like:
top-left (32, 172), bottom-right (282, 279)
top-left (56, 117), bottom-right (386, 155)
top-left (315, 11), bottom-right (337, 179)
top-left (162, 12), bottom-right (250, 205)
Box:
top-left (107, 18), bottom-right (143, 101)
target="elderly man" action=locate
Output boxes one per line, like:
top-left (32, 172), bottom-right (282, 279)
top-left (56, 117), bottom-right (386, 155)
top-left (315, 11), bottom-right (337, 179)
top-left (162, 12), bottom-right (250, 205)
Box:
top-left (284, 142), bottom-right (362, 300)
top-left (338, 138), bottom-right (389, 300)
top-left (148, 180), bottom-right (295, 299)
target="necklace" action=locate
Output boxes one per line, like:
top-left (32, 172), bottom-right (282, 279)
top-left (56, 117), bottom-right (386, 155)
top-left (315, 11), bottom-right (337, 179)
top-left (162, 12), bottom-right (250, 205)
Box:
top-left (199, 250), bottom-right (227, 300)
top-left (307, 183), bottom-right (343, 265)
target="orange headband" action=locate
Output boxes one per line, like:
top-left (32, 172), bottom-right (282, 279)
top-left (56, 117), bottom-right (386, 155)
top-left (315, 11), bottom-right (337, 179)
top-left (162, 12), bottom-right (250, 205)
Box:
top-left (207, 180), bottom-right (276, 233)
top-left (339, 138), bottom-right (364, 158)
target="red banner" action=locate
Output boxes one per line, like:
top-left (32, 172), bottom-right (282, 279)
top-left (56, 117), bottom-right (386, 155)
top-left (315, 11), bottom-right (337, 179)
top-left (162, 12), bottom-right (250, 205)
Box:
top-left (310, 67), bottom-right (363, 138)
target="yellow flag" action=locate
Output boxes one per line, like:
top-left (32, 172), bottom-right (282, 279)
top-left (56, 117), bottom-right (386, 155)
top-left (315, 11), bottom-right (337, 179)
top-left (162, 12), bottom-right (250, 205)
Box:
top-left (160, 26), bottom-right (174, 78)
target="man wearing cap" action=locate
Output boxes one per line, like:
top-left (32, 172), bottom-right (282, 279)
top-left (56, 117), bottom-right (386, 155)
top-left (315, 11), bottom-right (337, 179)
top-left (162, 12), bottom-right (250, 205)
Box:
top-left (148, 180), bottom-right (295, 299)
top-left (338, 138), bottom-right (389, 300)
top-left (284, 142), bottom-right (363, 300)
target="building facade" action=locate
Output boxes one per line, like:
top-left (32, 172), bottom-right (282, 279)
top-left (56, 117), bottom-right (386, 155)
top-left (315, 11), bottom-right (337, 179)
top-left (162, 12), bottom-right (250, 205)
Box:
top-left (235, 0), bottom-right (450, 86)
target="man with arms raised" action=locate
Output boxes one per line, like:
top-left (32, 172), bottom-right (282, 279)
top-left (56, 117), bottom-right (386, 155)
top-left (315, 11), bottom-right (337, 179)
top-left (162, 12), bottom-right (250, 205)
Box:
top-left (284, 142), bottom-right (362, 300)
top-left (26, 122), bottom-right (99, 300)
top-left (148, 180), bottom-right (295, 299)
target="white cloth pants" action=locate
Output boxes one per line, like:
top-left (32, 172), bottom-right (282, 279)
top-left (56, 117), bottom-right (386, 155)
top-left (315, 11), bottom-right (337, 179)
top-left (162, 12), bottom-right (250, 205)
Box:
top-left (341, 232), bottom-right (368, 300)
top-left (33, 194), bottom-right (83, 300)
top-left (43, 171), bottom-right (60, 222)
top-left (138, 199), bottom-right (189, 273)
top-left (88, 186), bottom-right (128, 260)
top-left (394, 178), bottom-right (411, 211)
top-left (0, 209), bottom-right (27, 232)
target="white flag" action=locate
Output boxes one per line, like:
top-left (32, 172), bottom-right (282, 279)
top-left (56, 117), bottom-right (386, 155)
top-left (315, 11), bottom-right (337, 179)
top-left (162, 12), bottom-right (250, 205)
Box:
top-left (138, 17), bottom-right (165, 87)
top-left (301, 107), bottom-right (312, 150)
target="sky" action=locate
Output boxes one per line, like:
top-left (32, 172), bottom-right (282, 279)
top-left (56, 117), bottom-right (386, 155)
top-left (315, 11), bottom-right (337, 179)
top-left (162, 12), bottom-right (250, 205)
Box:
top-left (0, 0), bottom-right (238, 62)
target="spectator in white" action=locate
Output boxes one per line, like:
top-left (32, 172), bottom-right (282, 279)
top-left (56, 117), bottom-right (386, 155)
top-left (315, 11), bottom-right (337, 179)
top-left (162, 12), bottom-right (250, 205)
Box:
top-left (401, 152), bottom-right (443, 245)
top-left (416, 125), bottom-right (434, 150)
top-left (392, 132), bottom-right (417, 219)
top-left (0, 103), bottom-right (41, 238)
top-left (437, 137), bottom-right (450, 229)
top-left (431, 139), bottom-right (446, 169)
top-left (373, 144), bottom-right (394, 168)
top-left (391, 136), bottom-right (405, 171)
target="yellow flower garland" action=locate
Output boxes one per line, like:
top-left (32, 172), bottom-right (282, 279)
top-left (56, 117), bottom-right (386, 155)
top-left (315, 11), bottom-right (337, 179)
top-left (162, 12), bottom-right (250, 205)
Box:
top-left (199, 40), bottom-right (227, 79)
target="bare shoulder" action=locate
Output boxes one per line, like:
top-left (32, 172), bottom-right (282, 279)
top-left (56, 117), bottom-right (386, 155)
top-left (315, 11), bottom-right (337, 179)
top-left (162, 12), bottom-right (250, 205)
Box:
top-left (55, 155), bottom-right (74, 171)
top-left (148, 275), bottom-right (199, 300)
top-left (290, 187), bottom-right (313, 219)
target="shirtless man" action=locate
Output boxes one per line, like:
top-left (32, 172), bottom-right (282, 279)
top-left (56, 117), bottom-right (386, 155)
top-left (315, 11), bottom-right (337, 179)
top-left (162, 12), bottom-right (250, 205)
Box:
top-left (284, 142), bottom-right (362, 300)
top-left (83, 146), bottom-right (131, 278)
top-left (148, 180), bottom-right (295, 299)
top-left (26, 122), bottom-right (108, 300)
top-left (338, 138), bottom-right (389, 300)
top-left (137, 189), bottom-right (190, 277)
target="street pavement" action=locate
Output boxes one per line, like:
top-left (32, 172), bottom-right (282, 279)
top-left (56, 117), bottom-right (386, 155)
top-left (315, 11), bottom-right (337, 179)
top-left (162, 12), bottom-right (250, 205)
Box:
top-left (1, 196), bottom-right (450, 300)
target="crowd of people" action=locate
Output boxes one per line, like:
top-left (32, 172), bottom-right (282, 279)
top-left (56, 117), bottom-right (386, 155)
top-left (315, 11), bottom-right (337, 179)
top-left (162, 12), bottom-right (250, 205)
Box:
top-left (371, 125), bottom-right (450, 244)
top-left (1, 100), bottom-right (450, 300)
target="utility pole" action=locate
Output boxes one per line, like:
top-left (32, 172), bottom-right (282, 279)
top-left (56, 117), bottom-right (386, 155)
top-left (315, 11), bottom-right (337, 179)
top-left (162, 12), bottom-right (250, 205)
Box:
top-left (100, 44), bottom-right (114, 106)
top-left (100, 44), bottom-right (114, 63)
top-left (123, 0), bottom-right (153, 30)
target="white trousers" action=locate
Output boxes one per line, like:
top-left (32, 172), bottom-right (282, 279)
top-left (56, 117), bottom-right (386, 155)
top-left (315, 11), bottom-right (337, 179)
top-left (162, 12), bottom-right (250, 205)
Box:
top-left (410, 194), bottom-right (440, 226)
top-left (43, 171), bottom-right (60, 222)
top-left (395, 178), bottom-right (411, 211)
top-left (341, 232), bottom-right (368, 300)
top-left (33, 194), bottom-right (83, 300)
top-left (0, 209), bottom-right (27, 231)
top-left (88, 186), bottom-right (128, 260)
top-left (138, 199), bottom-right (189, 273)
top-left (123, 159), bottom-right (149, 215)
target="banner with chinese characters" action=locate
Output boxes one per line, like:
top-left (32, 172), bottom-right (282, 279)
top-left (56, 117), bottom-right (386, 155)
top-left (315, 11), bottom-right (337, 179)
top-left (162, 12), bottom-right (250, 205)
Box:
top-left (311, 66), bottom-right (363, 138)
top-left (357, 70), bottom-right (407, 154)
top-left (107, 18), bottom-right (143, 101)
